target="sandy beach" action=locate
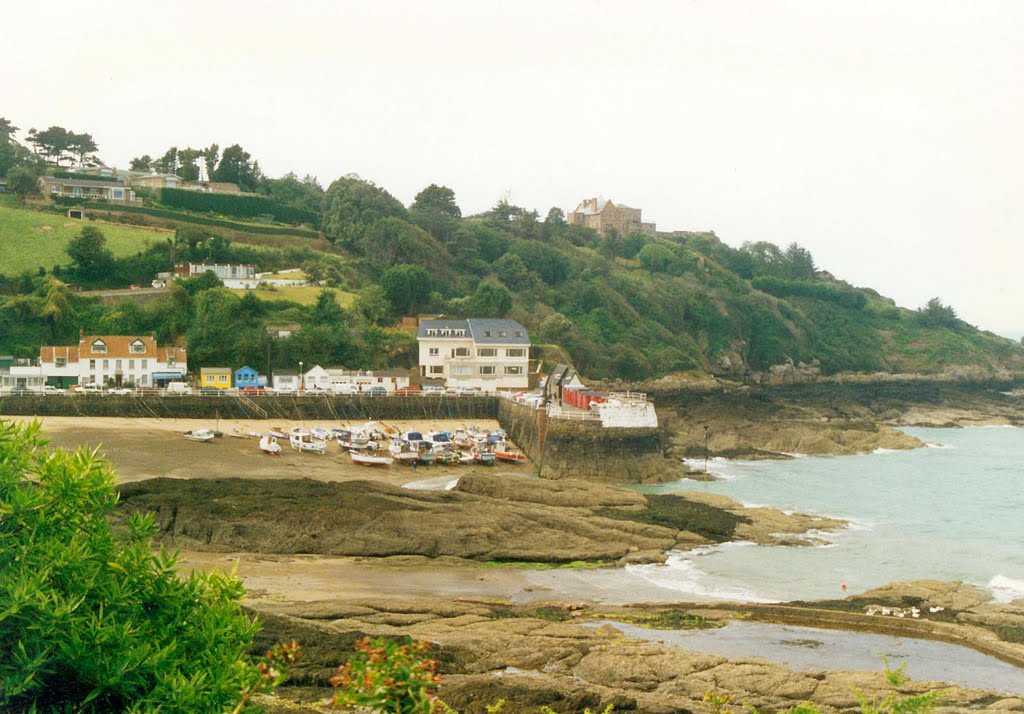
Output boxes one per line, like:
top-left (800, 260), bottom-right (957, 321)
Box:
top-left (16, 415), bottom-right (517, 484)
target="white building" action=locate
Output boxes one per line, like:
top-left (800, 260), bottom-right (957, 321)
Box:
top-left (417, 318), bottom-right (530, 392)
top-left (257, 268), bottom-right (308, 287)
top-left (300, 365), bottom-right (411, 393)
top-left (171, 263), bottom-right (259, 289)
top-left (2, 336), bottom-right (187, 389)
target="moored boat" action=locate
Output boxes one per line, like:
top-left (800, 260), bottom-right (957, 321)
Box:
top-left (184, 429), bottom-right (216, 442)
top-left (259, 435), bottom-right (282, 455)
top-left (494, 442), bottom-right (526, 463)
top-left (349, 450), bottom-right (394, 467)
top-left (289, 427), bottom-right (327, 453)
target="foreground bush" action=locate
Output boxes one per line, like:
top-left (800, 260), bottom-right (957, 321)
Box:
top-left (0, 419), bottom-right (268, 712)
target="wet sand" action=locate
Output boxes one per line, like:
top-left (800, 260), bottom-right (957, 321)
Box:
top-left (17, 416), bottom-right (519, 484)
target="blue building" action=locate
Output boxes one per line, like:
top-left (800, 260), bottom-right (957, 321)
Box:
top-left (234, 365), bottom-right (266, 389)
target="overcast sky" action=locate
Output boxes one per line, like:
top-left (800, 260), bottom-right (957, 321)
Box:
top-left (5, 1), bottom-right (1022, 336)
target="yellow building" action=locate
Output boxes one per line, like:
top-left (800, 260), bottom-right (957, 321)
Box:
top-left (200, 367), bottom-right (233, 389)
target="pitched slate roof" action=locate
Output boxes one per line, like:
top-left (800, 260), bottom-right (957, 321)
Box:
top-left (417, 319), bottom-right (529, 344)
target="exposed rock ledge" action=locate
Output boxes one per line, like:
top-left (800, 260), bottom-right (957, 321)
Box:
top-left (117, 474), bottom-right (844, 565)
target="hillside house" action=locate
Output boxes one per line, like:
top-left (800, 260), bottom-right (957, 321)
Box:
top-left (200, 368), bottom-right (233, 389)
top-left (272, 370), bottom-right (300, 391)
top-left (417, 318), bottom-right (530, 391)
top-left (172, 263), bottom-right (258, 289)
top-left (40, 176), bottom-right (137, 204)
top-left (234, 365), bottom-right (265, 389)
top-left (566, 197), bottom-right (656, 237)
top-left (128, 173), bottom-right (184, 190)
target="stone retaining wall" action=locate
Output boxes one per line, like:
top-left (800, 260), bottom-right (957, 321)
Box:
top-left (0, 394), bottom-right (497, 422)
top-left (497, 399), bottom-right (673, 483)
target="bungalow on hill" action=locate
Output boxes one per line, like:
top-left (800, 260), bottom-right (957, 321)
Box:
top-left (171, 263), bottom-right (259, 289)
top-left (200, 368), bottom-right (233, 389)
top-left (127, 173), bottom-right (184, 191)
top-left (39, 176), bottom-right (138, 204)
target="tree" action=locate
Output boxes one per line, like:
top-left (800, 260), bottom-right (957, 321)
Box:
top-left (66, 226), bottom-right (114, 281)
top-left (638, 243), bottom-right (676, 273)
top-left (495, 252), bottom-right (531, 287)
top-left (381, 264), bottom-right (432, 315)
top-left (0, 419), bottom-right (268, 712)
top-left (176, 147), bottom-right (202, 181)
top-left (7, 165), bottom-right (39, 197)
top-left (212, 144), bottom-right (261, 191)
top-left (469, 281), bottom-right (513, 317)
top-left (129, 154), bottom-right (152, 171)
top-left (353, 285), bottom-right (393, 325)
top-left (26, 126), bottom-right (72, 165)
top-left (259, 172), bottom-right (325, 213)
top-left (917, 297), bottom-right (959, 328)
top-left (306, 289), bottom-right (346, 327)
top-left (783, 242), bottom-right (816, 280)
top-left (202, 143), bottom-right (219, 180)
top-left (67, 131), bottom-right (98, 165)
top-left (322, 176), bottom-right (408, 247)
top-left (411, 184), bottom-right (461, 218)
top-left (0, 117), bottom-right (17, 142)
top-left (153, 146), bottom-right (178, 174)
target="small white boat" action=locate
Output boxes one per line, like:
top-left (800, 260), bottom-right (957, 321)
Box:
top-left (349, 450), bottom-right (394, 467)
top-left (228, 428), bottom-right (250, 439)
top-left (335, 428), bottom-right (370, 450)
top-left (389, 439), bottom-right (421, 463)
top-left (259, 435), bottom-right (282, 455)
top-left (311, 427), bottom-right (332, 441)
top-left (289, 427), bottom-right (327, 454)
top-left (184, 429), bottom-right (215, 442)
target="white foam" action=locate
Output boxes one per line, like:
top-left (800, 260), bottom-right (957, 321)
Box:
top-left (781, 452), bottom-right (808, 459)
top-left (925, 442), bottom-right (955, 449)
top-left (872, 447), bottom-right (901, 455)
top-left (987, 574), bottom-right (1024, 604)
top-left (625, 548), bottom-right (774, 603)
top-left (444, 478), bottom-right (459, 491)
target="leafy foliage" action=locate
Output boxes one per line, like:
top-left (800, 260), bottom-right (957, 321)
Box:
top-left (0, 419), bottom-right (266, 712)
top-left (159, 187), bottom-right (319, 227)
top-left (330, 637), bottom-right (445, 713)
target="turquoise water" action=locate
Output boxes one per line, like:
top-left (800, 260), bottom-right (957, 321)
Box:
top-left (626, 427), bottom-right (1024, 603)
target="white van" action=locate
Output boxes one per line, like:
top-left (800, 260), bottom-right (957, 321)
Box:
top-left (166, 381), bottom-right (193, 395)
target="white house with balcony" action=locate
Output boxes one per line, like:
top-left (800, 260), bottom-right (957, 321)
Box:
top-left (417, 318), bottom-right (530, 392)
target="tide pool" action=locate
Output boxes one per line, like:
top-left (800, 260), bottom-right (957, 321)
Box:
top-left (627, 427), bottom-right (1024, 603)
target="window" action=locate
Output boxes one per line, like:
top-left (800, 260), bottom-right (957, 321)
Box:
top-left (429, 348), bottom-right (439, 356)
top-left (498, 331), bottom-right (507, 337)
top-left (505, 366), bottom-right (523, 375)
top-left (477, 348), bottom-right (497, 357)
top-left (515, 331), bottom-right (523, 338)
top-left (91, 340), bottom-right (107, 354)
top-left (479, 366), bottom-right (495, 375)
top-left (219, 375), bottom-right (228, 383)
top-left (453, 347), bottom-right (470, 357)
top-left (56, 357), bottom-right (67, 368)
top-left (115, 360), bottom-right (122, 370)
top-left (483, 331), bottom-right (492, 337)
top-left (112, 188), bottom-right (124, 200)
top-left (506, 348), bottom-right (526, 357)
top-left (128, 360), bottom-right (134, 370)
top-left (429, 366), bottom-right (444, 374)
top-left (140, 359), bottom-right (148, 369)
top-left (452, 365), bottom-right (473, 376)
top-left (89, 359), bottom-right (96, 369)
top-left (102, 360), bottom-right (109, 370)
top-left (130, 341), bottom-right (146, 354)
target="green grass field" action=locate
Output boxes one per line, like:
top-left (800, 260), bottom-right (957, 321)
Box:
top-left (0, 200), bottom-right (172, 276)
top-left (229, 285), bottom-right (355, 307)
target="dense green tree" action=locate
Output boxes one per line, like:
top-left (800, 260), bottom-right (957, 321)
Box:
top-left (129, 154), bottom-right (152, 170)
top-left (495, 252), bottom-right (531, 287)
top-left (67, 131), bottom-right (98, 165)
top-left (783, 242), bottom-right (816, 280)
top-left (917, 297), bottom-right (959, 328)
top-left (66, 226), bottom-right (114, 282)
top-left (620, 232), bottom-right (648, 259)
top-left (322, 176), bottom-right (408, 247)
top-left (0, 117), bottom-right (17, 142)
top-left (306, 289), bottom-right (347, 327)
top-left (202, 143), bottom-right (219, 179)
top-left (25, 126), bottom-right (97, 166)
top-left (410, 184), bottom-right (461, 217)
top-left (212, 144), bottom-right (261, 191)
top-left (7, 165), bottom-right (39, 196)
top-left (510, 240), bottom-right (571, 285)
top-left (153, 146), bottom-right (178, 174)
top-left (380, 264), bottom-right (431, 315)
top-left (176, 147), bottom-right (202, 181)
top-left (353, 285), bottom-right (393, 326)
top-left (259, 172), bottom-right (325, 213)
top-left (468, 281), bottom-right (513, 317)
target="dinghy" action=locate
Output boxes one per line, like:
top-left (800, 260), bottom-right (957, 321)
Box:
top-left (349, 450), bottom-right (394, 467)
top-left (184, 429), bottom-right (215, 442)
top-left (259, 435), bottom-right (282, 455)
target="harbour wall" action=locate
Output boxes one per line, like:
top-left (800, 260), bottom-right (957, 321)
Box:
top-left (497, 399), bottom-right (674, 483)
top-left (0, 394), bottom-right (497, 422)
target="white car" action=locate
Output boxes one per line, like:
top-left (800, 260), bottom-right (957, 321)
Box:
top-left (42, 385), bottom-right (65, 395)
top-left (80, 383), bottom-right (104, 394)
top-left (108, 387), bottom-right (133, 396)
top-left (166, 381), bottom-right (193, 395)
top-left (422, 386), bottom-right (446, 395)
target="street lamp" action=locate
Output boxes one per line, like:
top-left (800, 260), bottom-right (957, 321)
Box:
top-left (299, 360), bottom-right (304, 392)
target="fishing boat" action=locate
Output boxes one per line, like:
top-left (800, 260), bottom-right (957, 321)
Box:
top-left (289, 427), bottom-right (327, 454)
top-left (349, 450), bottom-right (394, 467)
top-left (184, 429), bottom-right (216, 442)
top-left (434, 449), bottom-right (460, 465)
top-left (269, 427), bottom-right (287, 439)
top-left (389, 438), bottom-right (421, 463)
top-left (476, 450), bottom-right (496, 466)
top-left (335, 428), bottom-right (370, 450)
top-left (416, 442), bottom-right (436, 464)
top-left (259, 435), bottom-right (282, 455)
top-left (458, 451), bottom-right (477, 465)
top-left (311, 427), bottom-right (332, 441)
top-left (493, 442), bottom-right (526, 463)
top-left (228, 428), bottom-right (249, 439)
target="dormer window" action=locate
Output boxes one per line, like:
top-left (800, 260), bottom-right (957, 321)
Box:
top-left (130, 340), bottom-right (146, 354)
top-left (484, 331), bottom-right (492, 337)
top-left (515, 331), bottom-right (523, 337)
top-left (498, 331), bottom-right (507, 337)
top-left (91, 340), bottom-right (107, 354)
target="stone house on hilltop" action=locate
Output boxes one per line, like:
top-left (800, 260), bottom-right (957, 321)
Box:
top-left (566, 197), bottom-right (656, 237)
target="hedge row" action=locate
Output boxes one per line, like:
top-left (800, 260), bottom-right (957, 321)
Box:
top-left (752, 276), bottom-right (868, 310)
top-left (51, 170), bottom-right (121, 183)
top-left (51, 198), bottom-right (320, 238)
top-left (159, 187), bottom-right (319, 228)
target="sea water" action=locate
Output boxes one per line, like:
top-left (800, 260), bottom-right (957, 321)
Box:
top-left (627, 427), bottom-right (1024, 603)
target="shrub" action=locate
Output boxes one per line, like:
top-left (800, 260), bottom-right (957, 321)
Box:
top-left (160, 187), bottom-right (320, 227)
top-left (330, 637), bottom-right (444, 713)
top-left (752, 275), bottom-right (868, 310)
top-left (0, 419), bottom-right (270, 712)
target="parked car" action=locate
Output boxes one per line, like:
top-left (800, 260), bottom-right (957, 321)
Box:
top-left (422, 386), bottom-right (446, 396)
top-left (449, 387), bottom-right (478, 396)
top-left (108, 387), bottom-right (133, 396)
top-left (241, 386), bottom-right (266, 394)
top-left (200, 387), bottom-right (221, 396)
top-left (166, 381), bottom-right (193, 395)
top-left (42, 385), bottom-right (65, 395)
top-left (365, 385), bottom-right (388, 396)
top-left (9, 385), bottom-right (32, 395)
top-left (80, 383), bottom-right (104, 394)
top-left (394, 385), bottom-right (422, 395)
top-left (135, 386), bottom-right (159, 395)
